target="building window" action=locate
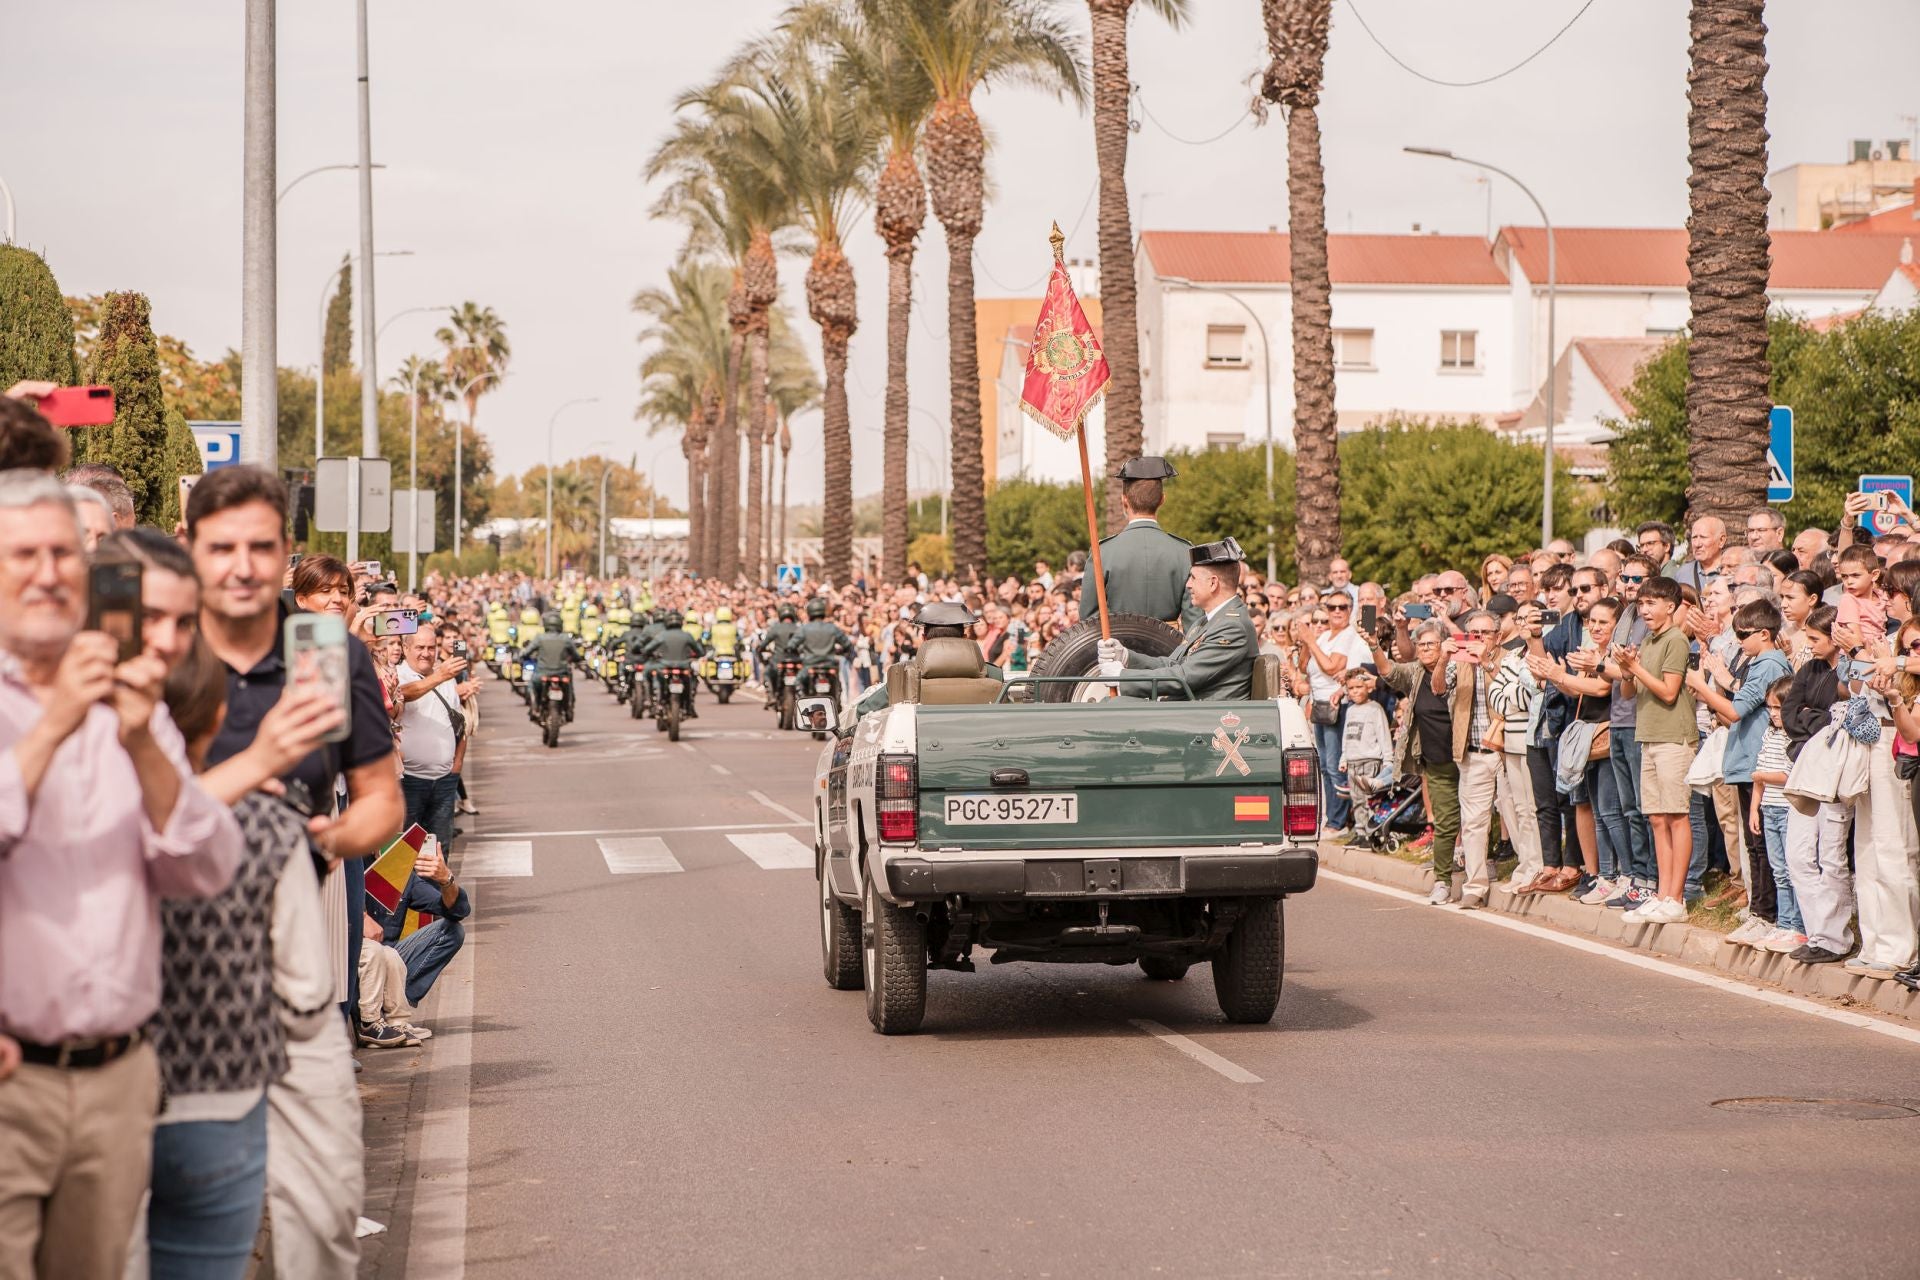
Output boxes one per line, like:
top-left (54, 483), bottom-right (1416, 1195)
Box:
top-left (1332, 328), bottom-right (1374, 370)
top-left (1439, 330), bottom-right (1477, 369)
top-left (1205, 432), bottom-right (1245, 450)
top-left (1204, 325), bottom-right (1247, 368)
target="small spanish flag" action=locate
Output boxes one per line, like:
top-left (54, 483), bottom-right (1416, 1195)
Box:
top-left (1234, 794), bottom-right (1271, 823)
top-left (365, 823), bottom-right (435, 938)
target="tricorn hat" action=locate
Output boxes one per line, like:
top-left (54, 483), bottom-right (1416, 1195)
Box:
top-left (914, 601), bottom-right (975, 630)
top-left (1189, 537), bottom-right (1246, 568)
top-left (1116, 456), bottom-right (1178, 482)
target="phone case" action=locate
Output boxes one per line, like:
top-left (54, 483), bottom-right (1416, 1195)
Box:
top-left (284, 613), bottom-right (353, 744)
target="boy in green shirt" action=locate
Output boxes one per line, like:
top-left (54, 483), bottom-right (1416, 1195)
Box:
top-left (1617, 575), bottom-right (1697, 925)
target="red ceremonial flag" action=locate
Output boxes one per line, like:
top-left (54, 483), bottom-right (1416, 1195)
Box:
top-left (1019, 223), bottom-right (1110, 440)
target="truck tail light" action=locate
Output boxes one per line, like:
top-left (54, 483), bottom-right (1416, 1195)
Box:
top-left (1282, 748), bottom-right (1320, 838)
top-left (876, 753), bottom-right (918, 843)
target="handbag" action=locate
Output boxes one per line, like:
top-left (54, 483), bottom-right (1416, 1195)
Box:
top-left (1560, 695), bottom-right (1609, 764)
top-left (1687, 725), bottom-right (1728, 790)
top-left (1481, 715), bottom-right (1505, 753)
top-left (432, 683), bottom-right (468, 742)
top-left (1310, 699), bottom-right (1341, 727)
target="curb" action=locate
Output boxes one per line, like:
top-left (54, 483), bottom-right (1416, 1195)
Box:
top-left (1315, 838), bottom-right (1920, 1023)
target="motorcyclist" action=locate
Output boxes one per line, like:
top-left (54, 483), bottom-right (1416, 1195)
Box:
top-left (486, 600), bottom-right (511, 659)
top-left (785, 596), bottom-right (853, 694)
top-left (758, 601), bottom-right (801, 709)
top-left (605, 598), bottom-right (632, 645)
top-left (620, 606), bottom-right (672, 709)
top-left (582, 600), bottom-right (603, 645)
top-left (643, 609), bottom-right (708, 719)
top-left (518, 610), bottom-right (584, 722)
top-left (560, 593), bottom-right (582, 637)
top-left (707, 605), bottom-right (742, 685)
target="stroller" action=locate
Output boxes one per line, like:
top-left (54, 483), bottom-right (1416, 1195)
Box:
top-left (1353, 770), bottom-right (1427, 852)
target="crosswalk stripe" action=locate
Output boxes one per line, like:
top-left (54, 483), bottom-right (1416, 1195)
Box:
top-left (726, 832), bottom-right (814, 871)
top-left (597, 837), bottom-right (684, 875)
top-left (460, 840), bottom-right (532, 877)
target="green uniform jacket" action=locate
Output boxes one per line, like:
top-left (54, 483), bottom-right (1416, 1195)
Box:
top-left (1120, 598), bottom-right (1256, 701)
top-left (1078, 519), bottom-right (1202, 630)
top-left (642, 626), bottom-right (706, 666)
top-left (518, 632), bottom-right (582, 676)
top-left (758, 621), bottom-right (799, 663)
top-left (786, 621), bottom-right (852, 666)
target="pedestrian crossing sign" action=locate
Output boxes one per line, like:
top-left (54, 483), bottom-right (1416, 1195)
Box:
top-left (1767, 406), bottom-right (1793, 503)
top-left (776, 564), bottom-right (805, 594)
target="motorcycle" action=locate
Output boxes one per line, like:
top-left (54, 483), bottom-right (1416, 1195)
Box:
top-left (536, 671), bottom-right (573, 748)
top-left (655, 663), bottom-right (695, 742)
top-left (703, 652), bottom-right (741, 705)
top-left (773, 658), bottom-right (805, 731)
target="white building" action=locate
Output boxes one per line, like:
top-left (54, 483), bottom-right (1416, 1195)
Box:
top-left (992, 321), bottom-right (1107, 485)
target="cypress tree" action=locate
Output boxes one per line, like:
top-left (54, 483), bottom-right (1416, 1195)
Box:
top-left (0, 245), bottom-right (80, 388)
top-left (323, 256), bottom-right (353, 377)
top-left (80, 292), bottom-right (176, 524)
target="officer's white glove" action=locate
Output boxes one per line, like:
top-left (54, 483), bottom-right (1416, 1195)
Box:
top-left (1096, 637), bottom-right (1127, 680)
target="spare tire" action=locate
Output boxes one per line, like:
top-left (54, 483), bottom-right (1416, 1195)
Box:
top-left (1029, 612), bottom-right (1182, 702)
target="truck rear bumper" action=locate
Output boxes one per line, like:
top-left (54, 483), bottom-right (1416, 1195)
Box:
top-left (882, 847), bottom-right (1318, 903)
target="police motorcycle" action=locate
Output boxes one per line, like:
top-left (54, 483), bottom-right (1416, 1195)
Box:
top-left (648, 610), bottom-right (706, 743)
top-left (701, 606), bottom-right (743, 705)
top-left (758, 602), bottom-right (803, 727)
top-left (519, 611), bottom-right (579, 748)
top-left (629, 607), bottom-right (674, 720)
top-left (786, 597), bottom-right (851, 741)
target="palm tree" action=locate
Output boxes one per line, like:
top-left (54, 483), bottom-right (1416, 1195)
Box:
top-left (794, 0), bottom-right (936, 584)
top-left (888, 0), bottom-right (1087, 579)
top-left (1684, 0), bottom-right (1772, 529)
top-left (768, 306), bottom-right (824, 567)
top-left (1262, 0), bottom-right (1339, 582)
top-left (734, 36), bottom-right (881, 585)
top-left (1090, 0), bottom-right (1186, 527)
top-left (435, 302), bottom-right (510, 556)
top-left (635, 261), bottom-right (735, 574)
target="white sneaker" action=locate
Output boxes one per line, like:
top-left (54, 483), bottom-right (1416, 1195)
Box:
top-left (1621, 900), bottom-right (1655, 924)
top-left (1578, 877), bottom-right (1616, 906)
top-left (1427, 883), bottom-right (1451, 906)
top-left (1761, 927), bottom-right (1807, 954)
top-left (1648, 897), bottom-right (1688, 925)
top-left (1726, 918), bottom-right (1766, 947)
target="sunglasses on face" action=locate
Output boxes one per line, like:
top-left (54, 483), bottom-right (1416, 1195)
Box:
top-left (1435, 585), bottom-right (1464, 595)
top-left (1907, 640), bottom-right (1920, 654)
top-left (1465, 629), bottom-right (1497, 638)
top-left (1734, 627), bottom-right (1762, 640)
top-left (1574, 583), bottom-right (1600, 594)
top-left (1326, 602), bottom-right (1350, 611)
top-left (1618, 574), bottom-right (1646, 585)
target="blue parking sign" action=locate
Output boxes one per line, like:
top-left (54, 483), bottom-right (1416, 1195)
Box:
top-left (1767, 406), bottom-right (1792, 502)
top-left (188, 421), bottom-right (242, 472)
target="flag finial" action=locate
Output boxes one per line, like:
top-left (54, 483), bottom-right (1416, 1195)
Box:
top-left (1049, 221), bottom-right (1065, 263)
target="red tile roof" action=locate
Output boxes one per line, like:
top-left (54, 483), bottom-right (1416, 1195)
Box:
top-left (1139, 231), bottom-right (1506, 287)
top-left (1574, 338), bottom-right (1670, 415)
top-left (1829, 180), bottom-right (1919, 233)
top-left (1497, 226), bottom-right (1915, 292)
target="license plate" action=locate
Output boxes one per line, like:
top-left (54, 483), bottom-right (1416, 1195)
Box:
top-left (547, 687), bottom-right (564, 700)
top-left (718, 663), bottom-right (732, 676)
top-left (670, 681), bottom-right (684, 693)
top-left (943, 793), bottom-right (1079, 825)
top-left (815, 680), bottom-right (831, 692)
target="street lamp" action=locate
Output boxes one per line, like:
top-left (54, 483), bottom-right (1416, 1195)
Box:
top-left (376, 303), bottom-right (452, 343)
top-left (577, 439), bottom-right (616, 577)
top-left (314, 249), bottom-right (412, 463)
top-left (393, 360), bottom-right (437, 592)
top-left (0, 172), bottom-right (14, 243)
top-left (448, 369), bottom-right (500, 563)
top-left (640, 439), bottom-right (680, 580)
top-left (1405, 145), bottom-right (1558, 544)
top-left (279, 162), bottom-right (384, 206)
top-left (545, 398), bottom-right (599, 578)
top-left (906, 405), bottom-right (951, 541)
top-left (1157, 275), bottom-right (1277, 582)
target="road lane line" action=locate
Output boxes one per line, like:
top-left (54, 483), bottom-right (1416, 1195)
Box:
top-left (727, 832), bottom-right (814, 870)
top-left (404, 897), bottom-right (474, 1280)
top-left (1128, 1019), bottom-right (1263, 1084)
top-left (750, 789), bottom-right (808, 825)
top-left (459, 840), bottom-right (532, 877)
top-left (598, 837), bottom-right (684, 875)
top-left (480, 821), bottom-right (806, 838)
top-left (1318, 869), bottom-right (1920, 1049)
top-left (711, 763), bottom-right (732, 775)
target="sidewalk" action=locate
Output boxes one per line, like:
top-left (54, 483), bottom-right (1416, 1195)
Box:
top-left (1316, 836), bottom-right (1920, 1023)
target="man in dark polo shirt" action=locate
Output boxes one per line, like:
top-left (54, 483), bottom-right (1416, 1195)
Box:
top-left (187, 466), bottom-right (401, 1278)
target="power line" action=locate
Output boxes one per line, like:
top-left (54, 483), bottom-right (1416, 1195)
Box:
top-left (1135, 92), bottom-right (1254, 147)
top-left (1343, 0), bottom-right (1599, 89)
top-left (971, 176), bottom-right (1097, 294)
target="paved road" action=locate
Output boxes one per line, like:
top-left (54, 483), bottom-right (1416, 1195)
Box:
top-left (394, 671), bottom-right (1920, 1278)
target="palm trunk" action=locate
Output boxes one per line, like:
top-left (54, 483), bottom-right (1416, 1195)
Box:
top-left (778, 422), bottom-right (792, 565)
top-left (683, 437), bottom-right (704, 576)
top-left (744, 331), bottom-right (769, 582)
top-left (926, 96), bottom-right (987, 581)
top-left (1090, 0), bottom-right (1144, 530)
top-left (877, 147), bottom-right (926, 585)
top-left (763, 417), bottom-right (775, 572)
top-left (716, 326), bottom-right (746, 582)
top-left (1685, 0), bottom-right (1772, 530)
top-left (808, 242), bottom-right (859, 585)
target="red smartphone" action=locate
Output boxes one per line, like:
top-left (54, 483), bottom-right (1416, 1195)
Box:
top-left (34, 385), bottom-right (117, 427)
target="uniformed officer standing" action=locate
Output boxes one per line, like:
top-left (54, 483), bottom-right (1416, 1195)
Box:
top-left (1078, 456), bottom-right (1201, 632)
top-left (1097, 539), bottom-right (1257, 701)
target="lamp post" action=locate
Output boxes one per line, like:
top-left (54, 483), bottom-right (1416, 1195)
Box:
top-left (314, 249), bottom-right (411, 464)
top-left (242, 0), bottom-right (277, 471)
top-left (1405, 145), bottom-right (1558, 544)
top-left (376, 304), bottom-right (452, 343)
top-left (0, 172), bottom-right (14, 242)
top-left (640, 440), bottom-right (679, 581)
top-left (577, 439), bottom-right (616, 578)
top-left (449, 369), bottom-right (500, 564)
top-left (545, 398), bottom-right (598, 578)
top-left (279, 162), bottom-right (384, 205)
top-left (1157, 275), bottom-right (1276, 582)
top-left (906, 405), bottom-right (951, 542)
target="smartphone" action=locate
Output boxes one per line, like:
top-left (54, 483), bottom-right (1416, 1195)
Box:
top-left (370, 608), bottom-right (419, 638)
top-left (87, 562), bottom-right (143, 661)
top-left (1687, 650), bottom-right (1702, 671)
top-left (34, 385), bottom-right (116, 427)
top-left (1868, 491), bottom-right (1892, 513)
top-left (1539, 608), bottom-right (1563, 629)
top-left (450, 639), bottom-right (469, 661)
top-left (284, 613), bottom-right (352, 745)
top-left (178, 474), bottom-right (198, 515)
top-left (1403, 602), bottom-right (1433, 620)
top-left (352, 560), bottom-right (383, 579)
top-left (1359, 604), bottom-right (1378, 633)
top-left (289, 553), bottom-right (305, 569)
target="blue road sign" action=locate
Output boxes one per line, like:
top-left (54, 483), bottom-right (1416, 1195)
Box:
top-left (1767, 406), bottom-right (1793, 503)
top-left (1857, 474), bottom-right (1912, 533)
top-left (775, 564), bottom-right (805, 593)
top-left (188, 421), bottom-right (242, 471)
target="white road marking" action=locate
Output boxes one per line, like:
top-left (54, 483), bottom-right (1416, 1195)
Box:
top-left (1128, 1019), bottom-right (1263, 1084)
top-left (750, 789), bottom-right (807, 825)
top-left (480, 821), bottom-right (806, 839)
top-left (598, 837), bottom-right (684, 875)
top-left (711, 763), bottom-right (732, 775)
top-left (404, 893), bottom-right (474, 1280)
top-left (459, 840), bottom-right (532, 878)
top-left (1319, 869), bottom-right (1920, 1049)
top-left (727, 831), bottom-right (814, 870)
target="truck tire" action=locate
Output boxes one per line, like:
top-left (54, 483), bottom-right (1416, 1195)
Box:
top-left (1138, 957), bottom-right (1191, 981)
top-left (821, 867), bottom-right (862, 991)
top-left (863, 869), bottom-right (927, 1034)
top-left (1029, 613), bottom-right (1182, 702)
top-left (1211, 897), bottom-right (1283, 1023)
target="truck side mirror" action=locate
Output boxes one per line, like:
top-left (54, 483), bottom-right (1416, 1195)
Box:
top-left (796, 697), bottom-right (835, 733)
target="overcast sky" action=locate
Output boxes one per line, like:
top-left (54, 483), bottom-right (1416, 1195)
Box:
top-left (6, 1), bottom-right (1915, 508)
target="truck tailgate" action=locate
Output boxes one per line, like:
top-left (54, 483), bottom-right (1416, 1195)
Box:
top-left (913, 702), bottom-right (1307, 850)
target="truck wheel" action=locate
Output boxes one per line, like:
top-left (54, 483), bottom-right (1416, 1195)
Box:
top-left (862, 869), bottom-right (926, 1034)
top-left (1211, 898), bottom-right (1283, 1023)
top-left (821, 867), bottom-right (862, 991)
top-left (1030, 613), bottom-right (1182, 702)
top-left (1139, 957), bottom-right (1190, 981)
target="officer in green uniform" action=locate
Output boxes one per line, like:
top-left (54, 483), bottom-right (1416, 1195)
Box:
top-left (641, 610), bottom-right (708, 718)
top-left (1097, 538), bottom-right (1256, 701)
top-left (518, 610), bottom-right (584, 721)
top-left (785, 597), bottom-right (853, 670)
top-left (1078, 456), bottom-right (1202, 632)
top-left (758, 601), bottom-right (802, 709)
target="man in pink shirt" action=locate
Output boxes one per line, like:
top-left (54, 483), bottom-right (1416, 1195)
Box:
top-left (0, 470), bottom-right (242, 1279)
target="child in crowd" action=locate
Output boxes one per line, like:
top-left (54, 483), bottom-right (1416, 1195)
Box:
top-left (1336, 667), bottom-right (1393, 834)
top-left (1619, 575), bottom-right (1698, 924)
top-left (1743, 676), bottom-right (1804, 952)
top-left (1780, 605), bottom-right (1851, 964)
top-left (1832, 544), bottom-right (1888, 642)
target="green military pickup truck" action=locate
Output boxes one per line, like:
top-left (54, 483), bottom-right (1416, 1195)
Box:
top-left (806, 636), bottom-right (1321, 1034)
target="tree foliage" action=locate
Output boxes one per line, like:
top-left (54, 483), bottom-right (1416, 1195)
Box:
top-left (73, 292), bottom-right (199, 525)
top-left (1607, 310), bottom-right (1919, 536)
top-left (1158, 444), bottom-right (1294, 582)
top-left (0, 246), bottom-right (79, 388)
top-left (323, 257), bottom-right (353, 377)
top-left (984, 477), bottom-right (1092, 579)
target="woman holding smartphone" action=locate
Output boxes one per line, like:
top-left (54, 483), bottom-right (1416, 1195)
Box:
top-left (1530, 598), bottom-right (1622, 900)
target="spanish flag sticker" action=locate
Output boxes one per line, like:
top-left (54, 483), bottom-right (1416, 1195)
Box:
top-left (1234, 795), bottom-right (1271, 822)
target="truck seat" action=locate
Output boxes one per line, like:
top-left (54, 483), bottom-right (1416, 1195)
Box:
top-left (913, 636), bottom-right (1003, 706)
top-left (1251, 654), bottom-right (1284, 701)
top-left (885, 660), bottom-right (919, 704)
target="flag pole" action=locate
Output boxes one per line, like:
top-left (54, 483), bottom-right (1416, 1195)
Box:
top-left (1048, 222), bottom-right (1113, 643)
